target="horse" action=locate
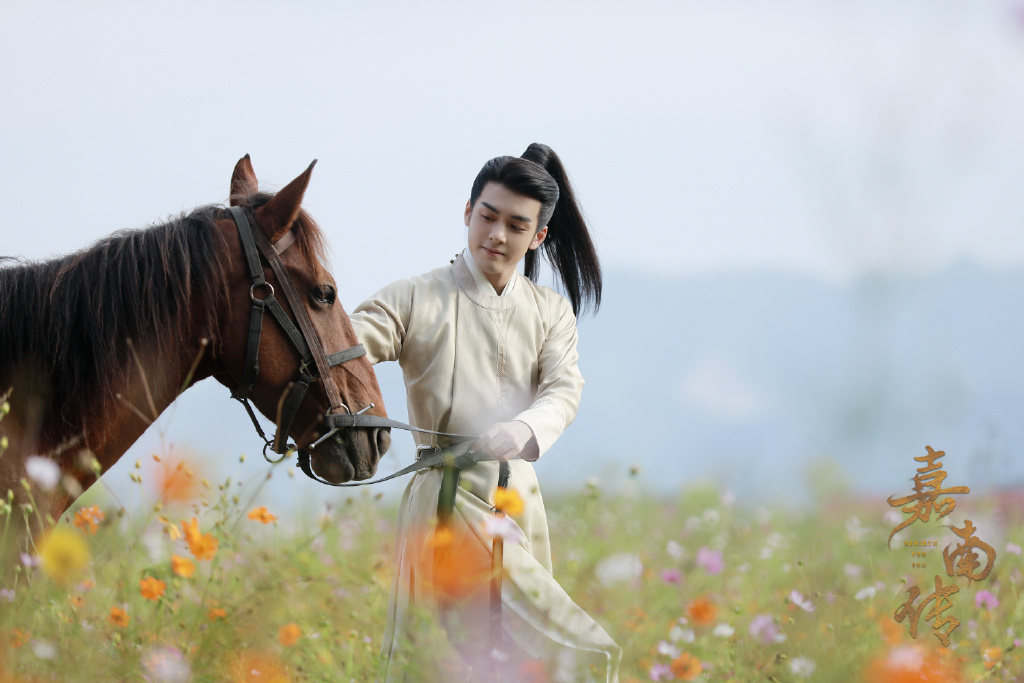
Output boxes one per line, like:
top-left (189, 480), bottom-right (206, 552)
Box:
top-left (0, 155), bottom-right (391, 530)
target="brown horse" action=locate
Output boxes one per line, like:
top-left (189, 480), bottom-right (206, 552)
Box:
top-left (0, 156), bottom-right (391, 527)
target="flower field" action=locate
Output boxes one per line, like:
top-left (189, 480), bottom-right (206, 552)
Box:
top-left (3, 447), bottom-right (1024, 682)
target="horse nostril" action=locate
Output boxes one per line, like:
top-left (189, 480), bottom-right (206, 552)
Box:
top-left (377, 429), bottom-right (392, 457)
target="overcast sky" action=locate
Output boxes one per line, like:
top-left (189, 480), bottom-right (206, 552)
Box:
top-left (3, 0), bottom-right (1024, 303)
top-left (3, 1), bottom-right (1024, 507)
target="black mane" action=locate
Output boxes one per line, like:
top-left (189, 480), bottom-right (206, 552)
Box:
top-left (0, 206), bottom-right (230, 441)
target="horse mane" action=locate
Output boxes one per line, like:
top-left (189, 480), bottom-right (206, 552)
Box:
top-left (0, 194), bottom-right (329, 447)
top-left (0, 206), bottom-right (230, 444)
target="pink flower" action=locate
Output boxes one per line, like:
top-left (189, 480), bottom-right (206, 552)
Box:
top-left (749, 614), bottom-right (784, 644)
top-left (661, 568), bottom-right (683, 584)
top-left (975, 590), bottom-right (999, 610)
top-left (790, 590), bottom-right (815, 612)
top-left (1007, 542), bottom-right (1021, 556)
top-left (696, 547), bottom-right (723, 575)
top-left (649, 662), bottom-right (673, 681)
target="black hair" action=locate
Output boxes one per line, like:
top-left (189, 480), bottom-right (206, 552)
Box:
top-left (468, 143), bottom-right (602, 316)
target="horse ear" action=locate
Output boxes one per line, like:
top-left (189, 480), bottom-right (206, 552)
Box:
top-left (230, 154), bottom-right (259, 206)
top-left (255, 160), bottom-right (317, 242)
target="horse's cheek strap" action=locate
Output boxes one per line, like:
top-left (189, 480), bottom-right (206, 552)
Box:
top-left (273, 374), bottom-right (312, 454)
top-left (232, 298), bottom-right (265, 401)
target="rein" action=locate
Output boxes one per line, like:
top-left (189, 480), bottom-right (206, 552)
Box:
top-left (226, 206), bottom-right (514, 666)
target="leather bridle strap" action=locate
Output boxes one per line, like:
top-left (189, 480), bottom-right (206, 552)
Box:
top-left (227, 206), bottom-right (367, 457)
top-left (249, 215), bottom-right (347, 415)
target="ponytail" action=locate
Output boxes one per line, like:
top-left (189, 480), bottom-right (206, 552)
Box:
top-left (468, 143), bottom-right (602, 316)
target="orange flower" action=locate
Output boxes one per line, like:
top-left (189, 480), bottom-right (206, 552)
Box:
top-left (231, 650), bottom-right (290, 683)
top-left (863, 644), bottom-right (966, 683)
top-left (181, 517), bottom-right (219, 561)
top-left (686, 598), bottom-right (717, 626)
top-left (493, 487), bottom-right (525, 517)
top-left (983, 647), bottom-right (1003, 669)
top-left (8, 628), bottom-right (30, 648)
top-left (140, 576), bottom-right (166, 601)
top-left (70, 594), bottom-right (85, 609)
top-left (108, 606), bottom-right (130, 627)
top-left (72, 505), bottom-right (105, 534)
top-left (171, 554), bottom-right (195, 578)
top-left (208, 607), bottom-right (227, 620)
top-left (671, 652), bottom-right (703, 680)
top-left (278, 623), bottom-right (302, 646)
top-left (247, 506), bottom-right (278, 524)
top-left (153, 457), bottom-right (200, 503)
top-left (414, 524), bottom-right (492, 602)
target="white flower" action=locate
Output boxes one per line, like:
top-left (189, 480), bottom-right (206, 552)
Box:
top-left (737, 562), bottom-right (750, 573)
top-left (790, 590), bottom-right (815, 612)
top-left (846, 516), bottom-right (866, 543)
top-left (844, 563), bottom-right (863, 578)
top-left (701, 509), bottom-right (720, 525)
top-left (883, 509), bottom-right (903, 526)
top-left (666, 540), bottom-right (685, 560)
top-left (483, 515), bottom-right (526, 544)
top-left (669, 625), bottom-right (695, 643)
top-left (657, 640), bottom-right (681, 658)
top-left (143, 646), bottom-right (191, 683)
top-left (789, 656), bottom-right (816, 677)
top-left (31, 640), bottom-right (56, 661)
top-left (888, 645), bottom-right (924, 670)
top-left (712, 623), bottom-right (735, 637)
top-left (720, 489), bottom-right (736, 507)
top-left (25, 456), bottom-right (60, 491)
top-left (765, 532), bottom-right (786, 549)
top-left (594, 553), bottom-right (642, 586)
top-left (760, 548), bottom-right (774, 560)
top-left (855, 586), bottom-right (877, 601)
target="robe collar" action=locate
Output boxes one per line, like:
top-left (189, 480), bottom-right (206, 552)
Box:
top-left (453, 250), bottom-right (523, 311)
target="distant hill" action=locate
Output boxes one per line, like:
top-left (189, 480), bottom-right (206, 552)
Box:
top-left (100, 262), bottom-right (1024, 511)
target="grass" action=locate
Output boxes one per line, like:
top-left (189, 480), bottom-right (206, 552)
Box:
top-left (2, 427), bottom-right (1023, 681)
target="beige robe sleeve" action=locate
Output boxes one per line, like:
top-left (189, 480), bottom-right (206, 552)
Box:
top-left (349, 280), bottom-right (412, 365)
top-left (513, 293), bottom-right (584, 458)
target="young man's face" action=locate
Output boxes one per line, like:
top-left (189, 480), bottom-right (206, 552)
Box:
top-left (464, 182), bottom-right (547, 293)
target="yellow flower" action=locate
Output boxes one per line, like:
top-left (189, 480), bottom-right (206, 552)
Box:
top-left (247, 506), bottom-right (278, 524)
top-left (493, 487), bottom-right (524, 517)
top-left (171, 554), bottom-right (195, 578)
top-left (38, 527), bottom-right (90, 586)
top-left (278, 622), bottom-right (302, 646)
top-left (140, 576), bottom-right (166, 601)
top-left (158, 515), bottom-right (182, 541)
top-left (72, 505), bottom-right (104, 534)
top-left (983, 646), bottom-right (1003, 669)
top-left (108, 606), bottom-right (130, 627)
top-left (207, 607), bottom-right (227, 620)
top-left (671, 652), bottom-right (703, 681)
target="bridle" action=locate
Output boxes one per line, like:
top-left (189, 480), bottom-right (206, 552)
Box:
top-left (226, 205), bottom-right (512, 667)
top-left (226, 205), bottom-right (478, 484)
top-left (226, 205), bottom-right (369, 463)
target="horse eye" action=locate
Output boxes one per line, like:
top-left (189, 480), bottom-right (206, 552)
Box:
top-left (311, 285), bottom-right (335, 306)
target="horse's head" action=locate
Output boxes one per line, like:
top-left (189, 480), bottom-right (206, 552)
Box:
top-left (213, 155), bottom-right (390, 483)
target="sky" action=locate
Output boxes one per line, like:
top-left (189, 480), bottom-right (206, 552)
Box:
top-left (2, 0), bottom-right (1024, 509)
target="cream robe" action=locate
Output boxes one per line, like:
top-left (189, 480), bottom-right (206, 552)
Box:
top-left (352, 253), bottom-right (621, 682)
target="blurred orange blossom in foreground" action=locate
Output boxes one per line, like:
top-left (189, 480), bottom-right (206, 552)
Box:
top-left (247, 506), bottom-right (278, 524)
top-left (278, 623), bottom-right (302, 647)
top-left (181, 517), bottom-right (218, 561)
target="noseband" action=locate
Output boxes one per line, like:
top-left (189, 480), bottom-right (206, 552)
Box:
top-left (226, 206), bottom-right (367, 461)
